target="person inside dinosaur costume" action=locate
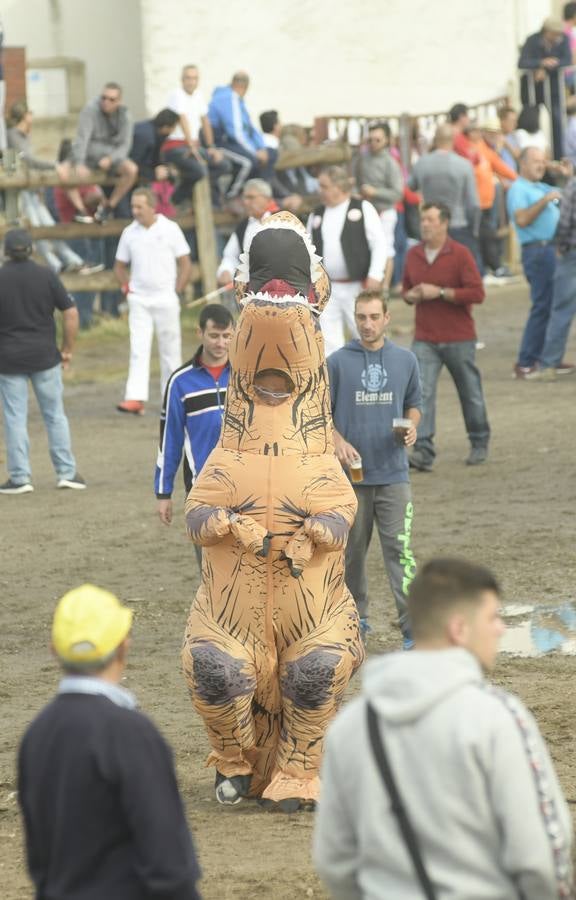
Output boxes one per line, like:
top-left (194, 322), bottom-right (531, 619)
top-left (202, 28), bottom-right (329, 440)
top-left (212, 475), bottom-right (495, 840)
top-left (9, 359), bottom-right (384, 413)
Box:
top-left (182, 212), bottom-right (364, 812)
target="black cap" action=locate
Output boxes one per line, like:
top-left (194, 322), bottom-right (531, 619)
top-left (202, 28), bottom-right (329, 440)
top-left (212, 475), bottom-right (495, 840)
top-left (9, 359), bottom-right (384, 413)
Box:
top-left (5, 228), bottom-right (33, 256)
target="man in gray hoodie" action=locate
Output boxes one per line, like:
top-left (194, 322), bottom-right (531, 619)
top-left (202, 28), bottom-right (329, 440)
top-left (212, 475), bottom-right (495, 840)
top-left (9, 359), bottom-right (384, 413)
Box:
top-left (73, 82), bottom-right (137, 221)
top-left (313, 557), bottom-right (573, 900)
top-left (328, 289), bottom-right (421, 649)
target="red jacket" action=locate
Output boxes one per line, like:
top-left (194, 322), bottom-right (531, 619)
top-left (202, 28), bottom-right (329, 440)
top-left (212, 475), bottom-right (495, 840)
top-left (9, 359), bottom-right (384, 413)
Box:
top-left (403, 239), bottom-right (485, 343)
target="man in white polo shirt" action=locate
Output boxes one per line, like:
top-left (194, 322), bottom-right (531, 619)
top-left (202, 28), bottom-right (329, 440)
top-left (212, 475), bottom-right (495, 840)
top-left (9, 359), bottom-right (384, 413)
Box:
top-left (114, 187), bottom-right (192, 415)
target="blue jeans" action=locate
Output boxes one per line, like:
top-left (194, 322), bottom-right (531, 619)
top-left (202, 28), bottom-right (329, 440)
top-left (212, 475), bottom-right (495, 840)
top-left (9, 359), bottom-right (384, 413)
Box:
top-left (519, 242), bottom-right (556, 367)
top-left (162, 146), bottom-right (206, 204)
top-left (540, 249), bottom-right (576, 368)
top-left (0, 364), bottom-right (76, 484)
top-left (392, 210), bottom-right (408, 286)
top-left (412, 340), bottom-right (490, 465)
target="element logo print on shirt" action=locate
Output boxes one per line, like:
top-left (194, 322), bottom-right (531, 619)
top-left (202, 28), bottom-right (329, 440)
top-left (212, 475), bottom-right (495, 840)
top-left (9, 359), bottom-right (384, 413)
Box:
top-left (361, 364), bottom-right (387, 393)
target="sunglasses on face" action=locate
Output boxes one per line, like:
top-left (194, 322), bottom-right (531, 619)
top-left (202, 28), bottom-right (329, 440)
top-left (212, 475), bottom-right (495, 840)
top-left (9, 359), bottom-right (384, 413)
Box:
top-left (101, 95), bottom-right (119, 102)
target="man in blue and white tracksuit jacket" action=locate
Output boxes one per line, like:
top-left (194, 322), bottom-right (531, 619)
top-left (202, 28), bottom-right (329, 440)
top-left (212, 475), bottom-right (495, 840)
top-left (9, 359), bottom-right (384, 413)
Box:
top-left (154, 304), bottom-right (234, 561)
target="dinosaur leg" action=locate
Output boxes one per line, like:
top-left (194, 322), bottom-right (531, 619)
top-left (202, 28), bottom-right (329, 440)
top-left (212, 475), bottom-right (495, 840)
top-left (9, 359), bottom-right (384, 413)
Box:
top-left (261, 590), bottom-right (363, 807)
top-left (182, 609), bottom-right (259, 779)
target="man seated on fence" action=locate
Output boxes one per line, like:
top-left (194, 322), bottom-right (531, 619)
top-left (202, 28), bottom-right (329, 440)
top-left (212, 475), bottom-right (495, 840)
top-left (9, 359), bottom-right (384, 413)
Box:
top-left (7, 103), bottom-right (102, 275)
top-left (216, 179), bottom-right (279, 286)
top-left (313, 556), bottom-right (573, 900)
top-left (164, 64), bottom-right (233, 208)
top-left (72, 82), bottom-right (138, 223)
top-left (130, 109), bottom-right (179, 188)
top-left (352, 121), bottom-right (404, 294)
top-left (208, 71), bottom-right (272, 190)
top-left (130, 107), bottom-right (183, 215)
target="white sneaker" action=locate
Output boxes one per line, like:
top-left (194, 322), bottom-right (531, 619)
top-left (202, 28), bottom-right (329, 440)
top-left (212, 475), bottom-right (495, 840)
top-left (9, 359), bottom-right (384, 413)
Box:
top-left (215, 778), bottom-right (244, 805)
top-left (57, 473), bottom-right (87, 490)
top-left (483, 274), bottom-right (504, 287)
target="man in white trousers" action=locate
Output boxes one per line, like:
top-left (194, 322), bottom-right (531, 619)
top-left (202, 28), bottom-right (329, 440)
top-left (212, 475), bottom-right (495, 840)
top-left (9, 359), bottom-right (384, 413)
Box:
top-left (307, 166), bottom-right (386, 356)
top-left (114, 188), bottom-right (192, 415)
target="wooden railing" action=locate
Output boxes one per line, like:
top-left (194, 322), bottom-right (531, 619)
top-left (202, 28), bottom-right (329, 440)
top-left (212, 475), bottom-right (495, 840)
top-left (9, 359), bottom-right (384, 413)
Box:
top-left (313, 97), bottom-right (510, 149)
top-left (0, 143), bottom-right (351, 295)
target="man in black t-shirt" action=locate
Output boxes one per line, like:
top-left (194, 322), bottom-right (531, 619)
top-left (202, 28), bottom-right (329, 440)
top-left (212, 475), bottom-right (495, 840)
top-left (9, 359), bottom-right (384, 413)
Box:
top-left (0, 228), bottom-right (86, 493)
top-left (18, 584), bottom-right (202, 900)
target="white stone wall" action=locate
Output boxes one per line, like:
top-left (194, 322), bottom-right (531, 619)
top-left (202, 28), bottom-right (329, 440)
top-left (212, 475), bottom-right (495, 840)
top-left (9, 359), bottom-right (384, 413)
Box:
top-left (140, 0), bottom-right (553, 125)
top-left (2, 0), bottom-right (147, 117)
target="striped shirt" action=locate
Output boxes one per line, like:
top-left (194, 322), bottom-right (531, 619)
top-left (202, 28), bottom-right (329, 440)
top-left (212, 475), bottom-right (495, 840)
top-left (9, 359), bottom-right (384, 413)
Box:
top-left (154, 349), bottom-right (229, 498)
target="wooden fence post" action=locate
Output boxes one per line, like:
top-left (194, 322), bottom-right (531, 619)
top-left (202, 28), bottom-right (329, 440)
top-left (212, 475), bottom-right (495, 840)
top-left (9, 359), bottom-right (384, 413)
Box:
top-left (193, 176), bottom-right (218, 296)
top-left (3, 149), bottom-right (21, 224)
top-left (398, 113), bottom-right (412, 173)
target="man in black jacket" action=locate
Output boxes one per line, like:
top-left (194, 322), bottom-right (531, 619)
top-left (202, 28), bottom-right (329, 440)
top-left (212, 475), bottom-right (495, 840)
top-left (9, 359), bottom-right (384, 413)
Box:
top-left (18, 584), bottom-right (202, 900)
top-left (130, 108), bottom-right (180, 184)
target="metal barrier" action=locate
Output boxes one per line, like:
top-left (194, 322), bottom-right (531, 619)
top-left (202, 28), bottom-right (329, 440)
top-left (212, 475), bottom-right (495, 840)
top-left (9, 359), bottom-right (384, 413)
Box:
top-left (314, 97), bottom-right (509, 151)
top-left (518, 66), bottom-right (575, 160)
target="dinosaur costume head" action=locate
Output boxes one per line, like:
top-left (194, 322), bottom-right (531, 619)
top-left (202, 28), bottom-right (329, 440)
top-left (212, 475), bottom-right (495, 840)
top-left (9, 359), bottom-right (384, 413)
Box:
top-left (221, 212), bottom-right (334, 455)
top-left (234, 210), bottom-right (331, 312)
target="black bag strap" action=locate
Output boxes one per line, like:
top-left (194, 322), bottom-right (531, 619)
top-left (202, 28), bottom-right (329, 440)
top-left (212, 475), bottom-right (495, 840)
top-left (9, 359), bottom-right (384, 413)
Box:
top-left (366, 702), bottom-right (438, 900)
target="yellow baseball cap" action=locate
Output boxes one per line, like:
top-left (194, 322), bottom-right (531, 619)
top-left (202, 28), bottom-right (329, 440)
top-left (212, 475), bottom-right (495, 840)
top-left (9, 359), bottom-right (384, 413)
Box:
top-left (52, 584), bottom-right (133, 664)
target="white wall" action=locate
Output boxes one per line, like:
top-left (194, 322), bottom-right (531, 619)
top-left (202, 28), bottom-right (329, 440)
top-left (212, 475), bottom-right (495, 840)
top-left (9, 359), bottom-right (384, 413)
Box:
top-left (140, 0), bottom-right (552, 126)
top-left (2, 0), bottom-right (146, 117)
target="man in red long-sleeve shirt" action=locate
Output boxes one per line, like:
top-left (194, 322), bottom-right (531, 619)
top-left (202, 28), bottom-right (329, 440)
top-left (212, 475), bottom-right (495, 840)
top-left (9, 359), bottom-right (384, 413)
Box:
top-left (403, 202), bottom-right (490, 471)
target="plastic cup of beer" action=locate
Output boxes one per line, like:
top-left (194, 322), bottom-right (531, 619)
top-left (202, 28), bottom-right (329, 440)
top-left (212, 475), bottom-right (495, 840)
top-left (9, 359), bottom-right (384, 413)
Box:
top-left (350, 456), bottom-right (363, 483)
top-left (393, 417), bottom-right (412, 446)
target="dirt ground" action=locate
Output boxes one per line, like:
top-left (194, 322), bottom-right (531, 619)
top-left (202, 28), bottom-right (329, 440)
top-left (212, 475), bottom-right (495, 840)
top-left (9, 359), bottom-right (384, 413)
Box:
top-left (1, 282), bottom-right (576, 899)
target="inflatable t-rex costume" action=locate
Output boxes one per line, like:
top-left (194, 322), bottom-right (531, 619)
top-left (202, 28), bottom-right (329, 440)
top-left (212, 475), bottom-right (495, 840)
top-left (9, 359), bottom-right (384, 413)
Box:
top-left (182, 213), bottom-right (364, 811)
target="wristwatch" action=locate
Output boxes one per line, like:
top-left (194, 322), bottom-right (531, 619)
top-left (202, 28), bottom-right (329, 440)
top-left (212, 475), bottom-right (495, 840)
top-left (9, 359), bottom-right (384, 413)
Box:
top-left (439, 287), bottom-right (445, 300)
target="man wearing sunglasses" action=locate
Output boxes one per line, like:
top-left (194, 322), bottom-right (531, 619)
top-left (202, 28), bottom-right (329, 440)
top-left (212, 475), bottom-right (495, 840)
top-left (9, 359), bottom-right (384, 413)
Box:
top-left (72, 82), bottom-right (138, 222)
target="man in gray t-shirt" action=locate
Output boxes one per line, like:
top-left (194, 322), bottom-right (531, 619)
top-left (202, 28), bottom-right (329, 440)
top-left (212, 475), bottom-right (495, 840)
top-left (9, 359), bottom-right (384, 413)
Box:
top-left (409, 123), bottom-right (480, 260)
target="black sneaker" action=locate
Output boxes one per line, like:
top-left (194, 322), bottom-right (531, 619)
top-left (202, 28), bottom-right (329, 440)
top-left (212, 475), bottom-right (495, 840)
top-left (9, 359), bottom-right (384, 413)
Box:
top-left (466, 447), bottom-right (488, 466)
top-left (57, 473), bottom-right (87, 490)
top-left (214, 771), bottom-right (251, 805)
top-left (94, 204), bottom-right (114, 224)
top-left (0, 479), bottom-right (34, 494)
top-left (409, 452), bottom-right (433, 472)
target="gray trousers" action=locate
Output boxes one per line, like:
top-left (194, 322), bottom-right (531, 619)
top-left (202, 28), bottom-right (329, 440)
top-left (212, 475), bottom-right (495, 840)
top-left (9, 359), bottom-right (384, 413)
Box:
top-left (345, 482), bottom-right (416, 638)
